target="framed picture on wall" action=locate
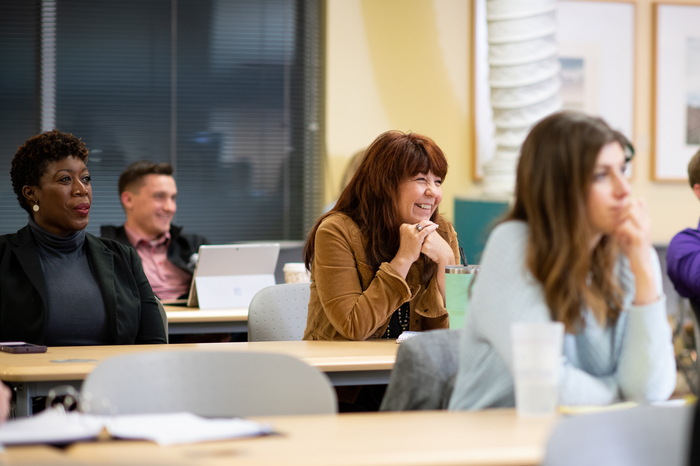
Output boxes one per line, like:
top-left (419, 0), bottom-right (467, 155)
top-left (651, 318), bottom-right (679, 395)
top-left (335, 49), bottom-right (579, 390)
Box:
top-left (653, 3), bottom-right (700, 181)
top-left (472, 0), bottom-right (635, 180)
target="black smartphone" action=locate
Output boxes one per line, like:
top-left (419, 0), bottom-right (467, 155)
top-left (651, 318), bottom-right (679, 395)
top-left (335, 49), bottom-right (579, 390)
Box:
top-left (0, 342), bottom-right (47, 354)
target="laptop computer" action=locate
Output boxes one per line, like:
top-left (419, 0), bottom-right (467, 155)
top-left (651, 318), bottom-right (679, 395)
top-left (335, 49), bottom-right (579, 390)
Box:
top-left (187, 243), bottom-right (280, 309)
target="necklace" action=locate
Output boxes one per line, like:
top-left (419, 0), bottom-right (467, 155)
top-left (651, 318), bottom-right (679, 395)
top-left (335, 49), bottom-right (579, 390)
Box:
top-left (384, 303), bottom-right (410, 339)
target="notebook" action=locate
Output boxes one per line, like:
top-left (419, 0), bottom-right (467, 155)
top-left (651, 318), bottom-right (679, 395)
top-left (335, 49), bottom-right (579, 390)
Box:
top-left (187, 243), bottom-right (280, 309)
top-left (0, 409), bottom-right (273, 446)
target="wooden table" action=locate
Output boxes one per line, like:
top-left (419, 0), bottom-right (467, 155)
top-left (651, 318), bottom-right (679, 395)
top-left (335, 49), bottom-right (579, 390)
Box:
top-left (1, 410), bottom-right (559, 466)
top-left (1, 340), bottom-right (398, 417)
top-left (164, 306), bottom-right (248, 334)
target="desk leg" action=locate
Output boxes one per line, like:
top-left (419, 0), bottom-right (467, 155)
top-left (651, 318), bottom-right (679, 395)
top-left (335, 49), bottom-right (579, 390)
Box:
top-left (13, 383), bottom-right (31, 418)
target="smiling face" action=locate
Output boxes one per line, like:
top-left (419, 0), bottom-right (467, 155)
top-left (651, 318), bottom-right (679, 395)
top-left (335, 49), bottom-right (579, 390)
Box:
top-left (396, 171), bottom-right (443, 225)
top-left (24, 156), bottom-right (92, 236)
top-left (587, 142), bottom-right (631, 236)
top-left (122, 174), bottom-right (177, 241)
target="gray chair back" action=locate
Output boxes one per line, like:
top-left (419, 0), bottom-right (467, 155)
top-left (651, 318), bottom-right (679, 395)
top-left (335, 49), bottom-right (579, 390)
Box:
top-left (248, 283), bottom-right (310, 341)
top-left (380, 328), bottom-right (461, 411)
top-left (80, 351), bottom-right (337, 416)
top-left (542, 406), bottom-right (695, 466)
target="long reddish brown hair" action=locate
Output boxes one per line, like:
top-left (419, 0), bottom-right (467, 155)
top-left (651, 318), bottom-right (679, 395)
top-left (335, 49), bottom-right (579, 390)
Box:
top-left (304, 131), bottom-right (448, 284)
top-left (506, 111), bottom-right (632, 332)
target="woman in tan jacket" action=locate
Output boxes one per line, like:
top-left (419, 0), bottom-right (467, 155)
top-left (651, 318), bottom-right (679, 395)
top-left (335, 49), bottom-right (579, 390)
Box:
top-left (303, 130), bottom-right (460, 409)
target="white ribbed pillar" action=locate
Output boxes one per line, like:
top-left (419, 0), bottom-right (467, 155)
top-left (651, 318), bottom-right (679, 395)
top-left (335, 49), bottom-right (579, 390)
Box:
top-left (481, 0), bottom-right (562, 198)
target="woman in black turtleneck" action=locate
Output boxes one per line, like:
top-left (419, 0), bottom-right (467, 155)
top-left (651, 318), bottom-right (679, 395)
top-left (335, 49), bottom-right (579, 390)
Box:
top-left (0, 130), bottom-right (166, 346)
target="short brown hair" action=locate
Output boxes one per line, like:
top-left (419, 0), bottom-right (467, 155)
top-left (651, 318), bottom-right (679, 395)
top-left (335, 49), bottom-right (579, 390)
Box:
top-left (118, 161), bottom-right (173, 196)
top-left (688, 148), bottom-right (700, 188)
top-left (11, 130), bottom-right (89, 214)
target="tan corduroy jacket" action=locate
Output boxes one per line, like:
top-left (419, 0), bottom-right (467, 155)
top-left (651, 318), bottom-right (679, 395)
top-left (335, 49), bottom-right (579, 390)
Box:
top-left (303, 212), bottom-right (460, 341)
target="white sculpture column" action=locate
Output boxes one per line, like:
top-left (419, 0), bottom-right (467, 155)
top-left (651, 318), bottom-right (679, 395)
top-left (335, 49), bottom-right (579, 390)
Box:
top-left (481, 0), bottom-right (561, 198)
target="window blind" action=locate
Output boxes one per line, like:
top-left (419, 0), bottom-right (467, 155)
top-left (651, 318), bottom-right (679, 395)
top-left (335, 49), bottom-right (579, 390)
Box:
top-left (0, 0), bottom-right (323, 243)
top-left (0, 1), bottom-right (41, 233)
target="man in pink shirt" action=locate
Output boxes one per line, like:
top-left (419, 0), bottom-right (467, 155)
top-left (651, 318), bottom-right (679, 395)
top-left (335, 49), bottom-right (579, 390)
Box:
top-left (101, 161), bottom-right (208, 301)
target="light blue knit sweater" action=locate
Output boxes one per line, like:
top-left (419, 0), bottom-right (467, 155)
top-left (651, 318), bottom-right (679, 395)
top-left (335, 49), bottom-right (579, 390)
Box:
top-left (448, 221), bottom-right (677, 410)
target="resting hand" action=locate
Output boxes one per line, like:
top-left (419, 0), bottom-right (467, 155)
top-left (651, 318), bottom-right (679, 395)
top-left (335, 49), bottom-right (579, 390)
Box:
top-left (614, 198), bottom-right (652, 259)
top-left (614, 198), bottom-right (657, 304)
top-left (390, 221), bottom-right (439, 278)
top-left (421, 229), bottom-right (455, 266)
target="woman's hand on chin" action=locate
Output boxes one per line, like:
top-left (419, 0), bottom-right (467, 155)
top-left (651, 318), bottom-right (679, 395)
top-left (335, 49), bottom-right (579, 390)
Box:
top-left (614, 198), bottom-right (658, 304)
top-left (421, 229), bottom-right (455, 266)
top-left (391, 221), bottom-right (439, 278)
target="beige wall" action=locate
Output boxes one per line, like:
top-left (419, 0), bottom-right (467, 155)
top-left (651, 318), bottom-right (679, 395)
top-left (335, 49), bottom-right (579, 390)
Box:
top-left (326, 0), bottom-right (700, 243)
top-left (325, 0), bottom-right (473, 221)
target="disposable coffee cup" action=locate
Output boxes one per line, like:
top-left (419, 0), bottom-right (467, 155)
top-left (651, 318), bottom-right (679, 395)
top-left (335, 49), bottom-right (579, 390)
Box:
top-left (444, 265), bottom-right (478, 330)
top-left (511, 322), bottom-right (564, 417)
top-left (283, 262), bottom-right (311, 284)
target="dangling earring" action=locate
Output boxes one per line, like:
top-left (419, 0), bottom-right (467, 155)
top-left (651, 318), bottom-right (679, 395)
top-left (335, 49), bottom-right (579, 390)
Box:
top-left (33, 203), bottom-right (39, 212)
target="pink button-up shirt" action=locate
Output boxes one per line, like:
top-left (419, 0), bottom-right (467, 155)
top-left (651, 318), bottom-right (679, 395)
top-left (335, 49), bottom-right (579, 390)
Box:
top-left (124, 225), bottom-right (192, 301)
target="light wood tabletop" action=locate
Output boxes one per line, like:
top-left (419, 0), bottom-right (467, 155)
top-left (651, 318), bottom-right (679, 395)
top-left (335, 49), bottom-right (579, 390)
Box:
top-left (3, 409), bottom-right (558, 466)
top-left (163, 306), bottom-right (248, 334)
top-left (0, 340), bottom-right (398, 383)
top-left (164, 307), bottom-right (248, 323)
top-left (2, 340), bottom-right (399, 416)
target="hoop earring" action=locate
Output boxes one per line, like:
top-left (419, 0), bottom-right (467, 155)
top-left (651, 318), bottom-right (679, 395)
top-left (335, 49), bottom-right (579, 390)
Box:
top-left (32, 203), bottom-right (39, 212)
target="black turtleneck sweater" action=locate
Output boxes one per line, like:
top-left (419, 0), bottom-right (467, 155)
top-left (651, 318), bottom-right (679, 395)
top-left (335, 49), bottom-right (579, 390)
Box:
top-left (28, 217), bottom-right (109, 346)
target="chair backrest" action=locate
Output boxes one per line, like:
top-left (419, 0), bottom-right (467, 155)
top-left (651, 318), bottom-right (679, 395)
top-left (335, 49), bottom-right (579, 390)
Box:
top-left (542, 406), bottom-right (695, 466)
top-left (155, 297), bottom-right (169, 344)
top-left (248, 283), bottom-right (310, 341)
top-left (80, 351), bottom-right (337, 417)
top-left (380, 328), bottom-right (462, 411)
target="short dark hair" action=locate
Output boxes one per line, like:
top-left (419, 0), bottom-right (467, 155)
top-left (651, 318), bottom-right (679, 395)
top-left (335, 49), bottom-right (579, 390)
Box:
top-left (118, 160), bottom-right (173, 196)
top-left (688, 148), bottom-right (700, 188)
top-left (11, 129), bottom-right (89, 214)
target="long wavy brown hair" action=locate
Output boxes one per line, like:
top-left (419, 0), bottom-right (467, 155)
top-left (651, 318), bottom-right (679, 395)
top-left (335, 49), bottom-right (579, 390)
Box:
top-left (304, 130), bottom-right (448, 286)
top-left (507, 111), bottom-right (632, 332)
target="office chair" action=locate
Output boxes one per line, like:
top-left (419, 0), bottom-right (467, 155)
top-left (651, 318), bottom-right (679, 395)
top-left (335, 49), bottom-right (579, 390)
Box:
top-left (542, 406), bottom-right (695, 466)
top-left (248, 283), bottom-right (310, 341)
top-left (80, 351), bottom-right (337, 417)
top-left (380, 329), bottom-right (462, 411)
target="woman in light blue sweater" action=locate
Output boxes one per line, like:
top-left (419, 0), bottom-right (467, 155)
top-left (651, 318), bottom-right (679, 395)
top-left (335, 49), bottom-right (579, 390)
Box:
top-left (449, 112), bottom-right (676, 410)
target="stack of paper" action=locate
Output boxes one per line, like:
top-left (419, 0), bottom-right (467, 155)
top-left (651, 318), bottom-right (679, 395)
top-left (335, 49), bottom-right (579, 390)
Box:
top-left (0, 410), bottom-right (273, 446)
top-left (396, 331), bottom-right (420, 344)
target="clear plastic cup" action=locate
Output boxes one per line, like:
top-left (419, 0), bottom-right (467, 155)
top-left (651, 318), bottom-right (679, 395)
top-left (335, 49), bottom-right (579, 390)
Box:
top-left (511, 321), bottom-right (564, 417)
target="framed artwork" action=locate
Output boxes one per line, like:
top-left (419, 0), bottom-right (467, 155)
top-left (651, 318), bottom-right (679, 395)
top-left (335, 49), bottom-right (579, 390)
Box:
top-left (653, 3), bottom-right (700, 181)
top-left (472, 0), bottom-right (635, 179)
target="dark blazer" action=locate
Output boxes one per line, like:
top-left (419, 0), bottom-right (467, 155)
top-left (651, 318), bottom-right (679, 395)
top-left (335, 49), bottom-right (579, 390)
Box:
top-left (0, 226), bottom-right (167, 345)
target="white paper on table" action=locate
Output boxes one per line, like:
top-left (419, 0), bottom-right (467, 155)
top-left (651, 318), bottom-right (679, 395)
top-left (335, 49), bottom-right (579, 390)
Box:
top-left (105, 412), bottom-right (273, 446)
top-left (0, 410), bottom-right (273, 446)
top-left (396, 331), bottom-right (420, 344)
top-left (0, 410), bottom-right (104, 445)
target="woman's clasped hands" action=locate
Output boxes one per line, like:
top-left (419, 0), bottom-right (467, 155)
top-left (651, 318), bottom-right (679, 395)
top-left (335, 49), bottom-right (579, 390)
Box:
top-left (391, 220), bottom-right (454, 278)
